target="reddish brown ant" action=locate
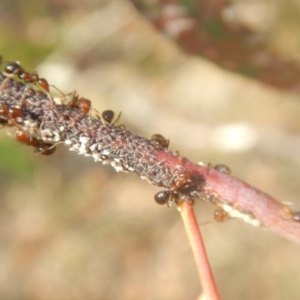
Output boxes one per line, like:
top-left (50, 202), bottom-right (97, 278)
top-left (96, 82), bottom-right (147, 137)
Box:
top-left (8, 107), bottom-right (23, 120)
top-left (214, 208), bottom-right (229, 222)
top-left (3, 61), bottom-right (50, 92)
top-left (15, 129), bottom-right (56, 155)
top-left (15, 129), bottom-right (35, 144)
top-left (0, 104), bottom-right (23, 126)
top-left (68, 95), bottom-right (92, 115)
top-left (151, 134), bottom-right (169, 148)
top-left (2, 60), bottom-right (56, 108)
top-left (77, 98), bottom-right (92, 115)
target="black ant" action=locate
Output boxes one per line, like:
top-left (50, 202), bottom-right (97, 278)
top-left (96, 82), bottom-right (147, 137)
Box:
top-left (151, 133), bottom-right (169, 148)
top-left (154, 190), bottom-right (171, 205)
top-left (101, 110), bottom-right (122, 126)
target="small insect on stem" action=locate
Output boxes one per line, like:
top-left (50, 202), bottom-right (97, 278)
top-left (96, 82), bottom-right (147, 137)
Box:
top-left (1, 59), bottom-right (57, 108)
top-left (292, 211), bottom-right (300, 222)
top-left (151, 134), bottom-right (169, 148)
top-left (3, 61), bottom-right (50, 92)
top-left (213, 164), bottom-right (231, 174)
top-left (15, 129), bottom-right (56, 156)
top-left (154, 190), bottom-right (171, 205)
top-left (101, 110), bottom-right (122, 126)
top-left (0, 104), bottom-right (23, 126)
top-left (77, 98), bottom-right (92, 115)
top-left (67, 93), bottom-right (92, 115)
top-left (214, 207), bottom-right (229, 222)
top-left (8, 107), bottom-right (23, 120)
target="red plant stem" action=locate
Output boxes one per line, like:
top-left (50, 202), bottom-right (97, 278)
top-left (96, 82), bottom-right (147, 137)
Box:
top-left (158, 152), bottom-right (300, 245)
top-left (179, 201), bottom-right (220, 300)
top-left (1, 72), bottom-right (300, 245)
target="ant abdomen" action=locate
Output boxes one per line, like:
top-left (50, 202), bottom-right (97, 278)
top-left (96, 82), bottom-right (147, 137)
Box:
top-left (154, 190), bottom-right (171, 205)
top-left (101, 110), bottom-right (121, 126)
top-left (4, 62), bottom-right (22, 76)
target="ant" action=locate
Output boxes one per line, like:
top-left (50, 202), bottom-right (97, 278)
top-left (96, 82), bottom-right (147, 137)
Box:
top-left (15, 129), bottom-right (56, 155)
top-left (1, 59), bottom-right (57, 108)
top-left (67, 94), bottom-right (92, 115)
top-left (101, 110), bottom-right (122, 126)
top-left (154, 168), bottom-right (205, 206)
top-left (3, 61), bottom-right (50, 92)
top-left (214, 207), bottom-right (229, 222)
top-left (77, 98), bottom-right (92, 115)
top-left (292, 211), bottom-right (300, 222)
top-left (0, 104), bottom-right (23, 126)
top-left (151, 133), bottom-right (169, 148)
top-left (64, 92), bottom-right (122, 126)
top-left (154, 190), bottom-right (171, 205)
top-left (213, 164), bottom-right (231, 174)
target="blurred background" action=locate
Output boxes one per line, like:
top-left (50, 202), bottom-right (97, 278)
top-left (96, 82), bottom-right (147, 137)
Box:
top-left (0, 0), bottom-right (300, 299)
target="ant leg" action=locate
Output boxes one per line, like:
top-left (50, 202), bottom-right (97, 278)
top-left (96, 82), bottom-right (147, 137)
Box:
top-left (113, 112), bottom-right (122, 125)
top-left (17, 84), bottom-right (31, 109)
top-left (34, 141), bottom-right (63, 155)
top-left (51, 85), bottom-right (64, 95)
top-left (46, 91), bottom-right (55, 108)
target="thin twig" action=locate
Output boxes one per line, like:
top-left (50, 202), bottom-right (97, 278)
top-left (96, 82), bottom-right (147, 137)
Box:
top-left (179, 201), bottom-right (220, 300)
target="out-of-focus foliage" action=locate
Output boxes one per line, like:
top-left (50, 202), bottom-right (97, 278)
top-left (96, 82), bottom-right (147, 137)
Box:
top-left (131, 0), bottom-right (300, 93)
